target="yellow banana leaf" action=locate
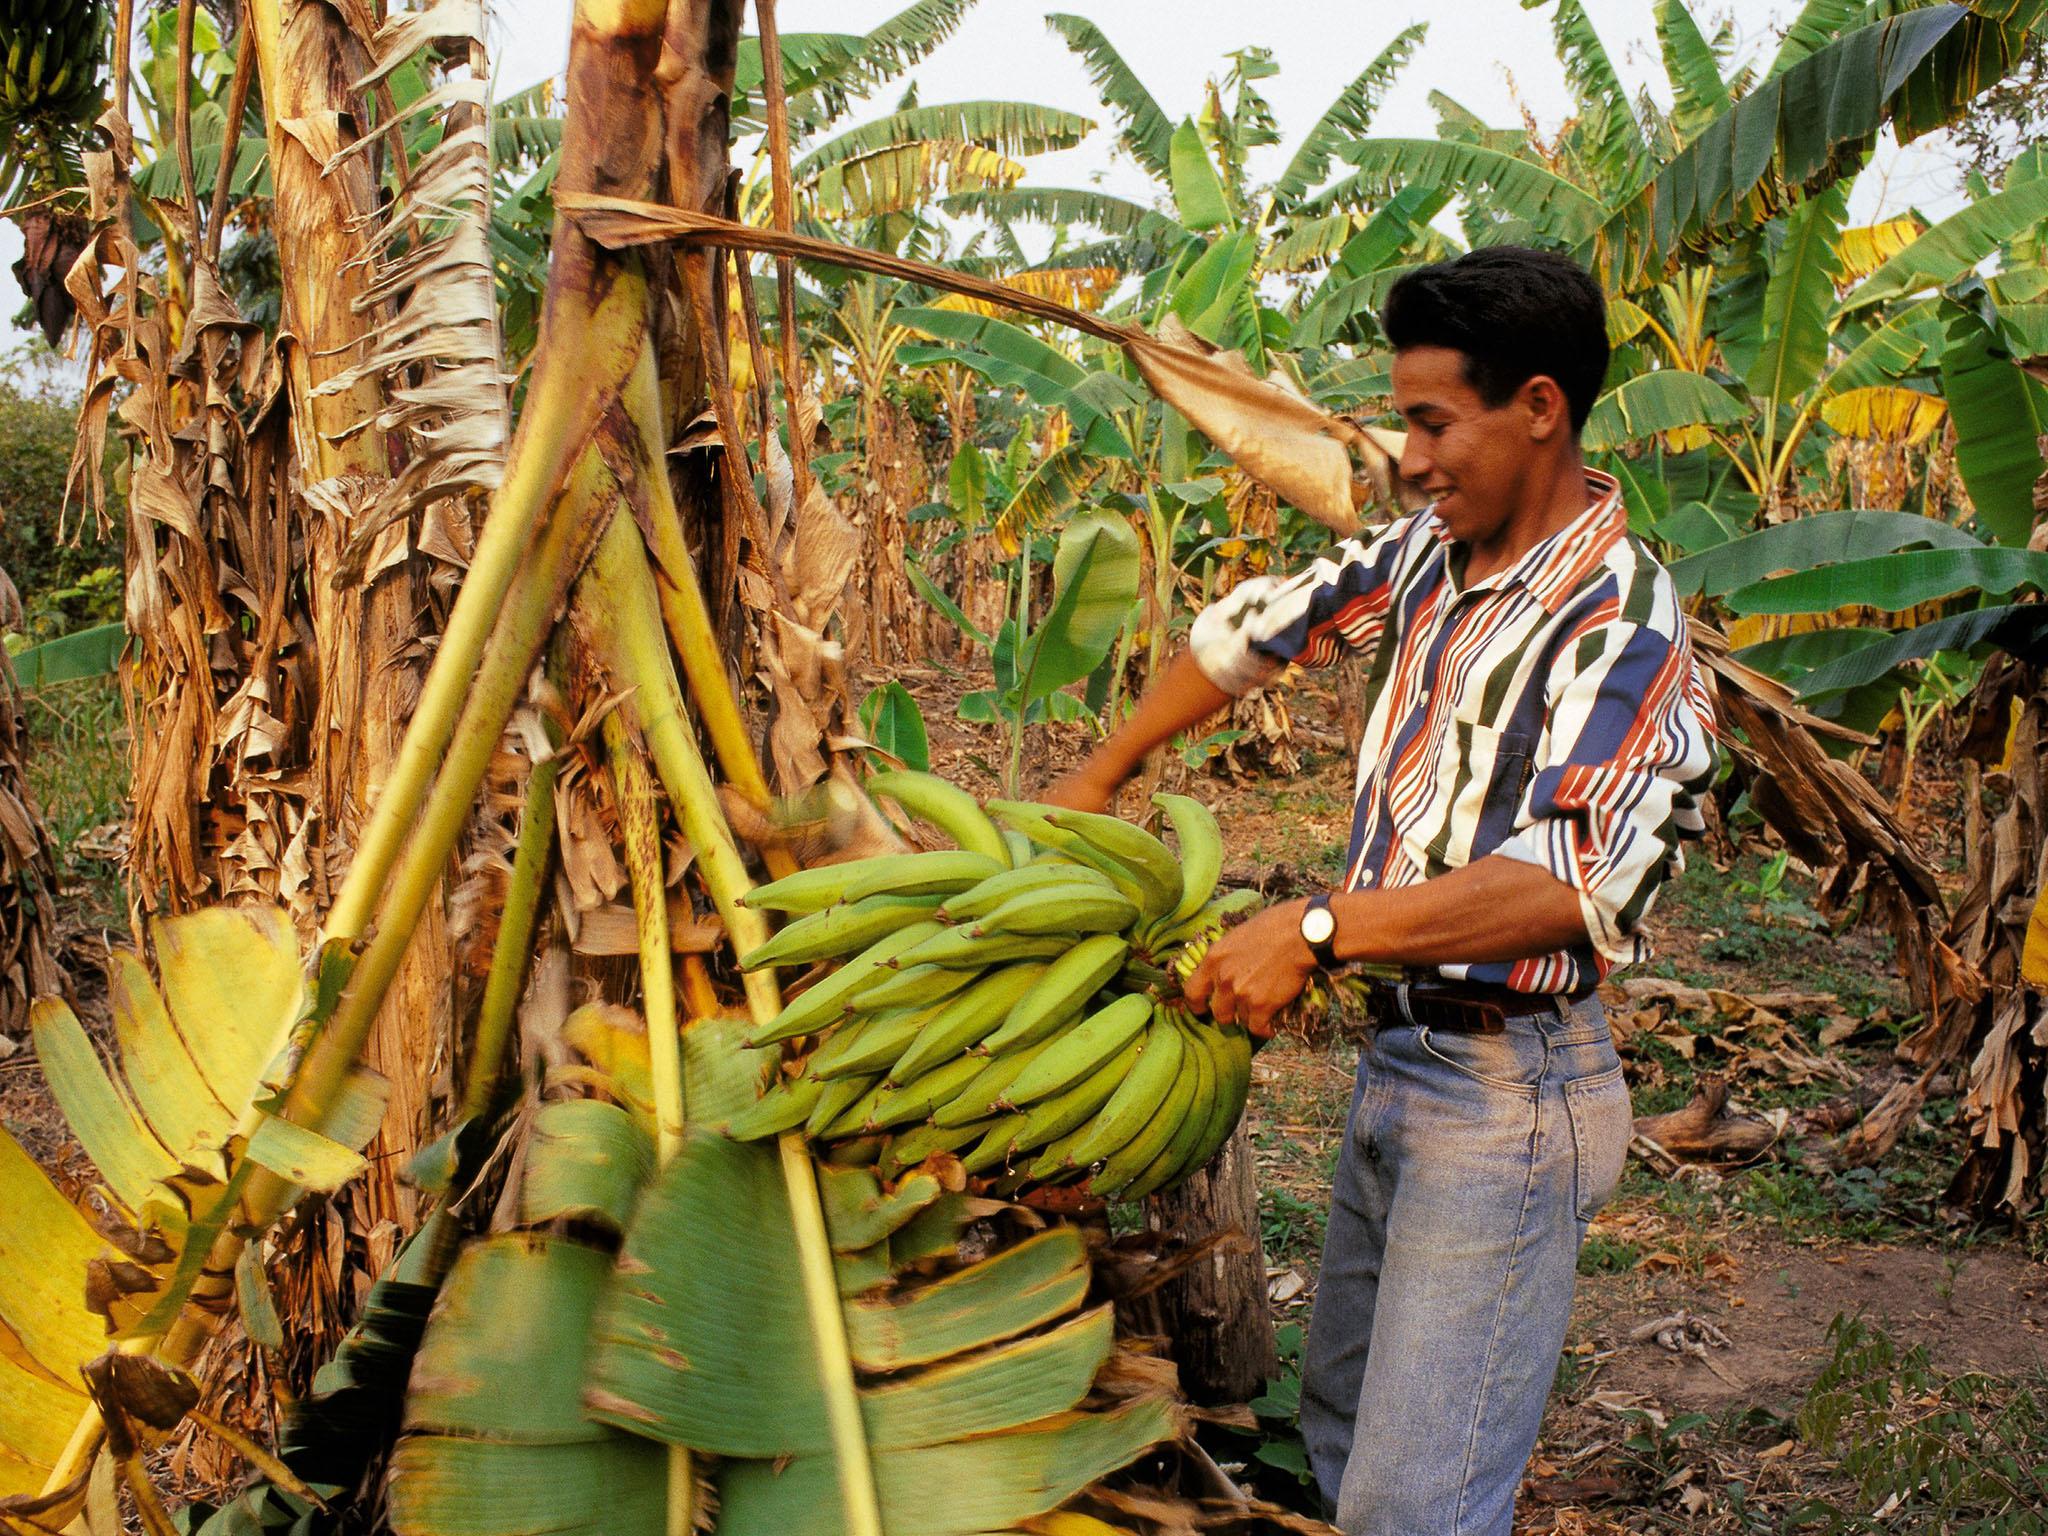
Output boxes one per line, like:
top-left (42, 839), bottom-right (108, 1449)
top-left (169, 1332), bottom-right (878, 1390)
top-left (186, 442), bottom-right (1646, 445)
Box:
top-left (0, 906), bottom-right (385, 1514)
top-left (931, 267), bottom-right (1125, 318)
top-left (1821, 385), bottom-right (1949, 445)
top-left (1836, 217), bottom-right (1926, 283)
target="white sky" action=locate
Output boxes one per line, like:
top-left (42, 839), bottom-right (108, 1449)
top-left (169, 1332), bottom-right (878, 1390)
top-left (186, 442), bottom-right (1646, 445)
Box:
top-left (0, 0), bottom-right (1974, 356)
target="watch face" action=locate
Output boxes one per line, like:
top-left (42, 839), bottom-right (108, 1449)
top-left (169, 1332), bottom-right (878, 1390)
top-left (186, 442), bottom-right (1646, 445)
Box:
top-left (1301, 904), bottom-right (1336, 946)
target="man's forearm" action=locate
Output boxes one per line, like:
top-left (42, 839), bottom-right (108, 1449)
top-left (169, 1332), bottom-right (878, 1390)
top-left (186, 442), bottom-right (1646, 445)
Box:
top-left (1071, 649), bottom-right (1234, 793)
top-left (1327, 855), bottom-right (1588, 969)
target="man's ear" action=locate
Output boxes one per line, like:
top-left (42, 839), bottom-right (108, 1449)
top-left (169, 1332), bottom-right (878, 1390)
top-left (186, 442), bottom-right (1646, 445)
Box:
top-left (1520, 374), bottom-right (1570, 442)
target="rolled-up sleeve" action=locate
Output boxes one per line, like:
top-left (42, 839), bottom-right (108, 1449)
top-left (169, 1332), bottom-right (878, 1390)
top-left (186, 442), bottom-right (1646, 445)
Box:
top-left (1186, 513), bottom-right (1420, 697)
top-left (1491, 620), bottom-right (1719, 965)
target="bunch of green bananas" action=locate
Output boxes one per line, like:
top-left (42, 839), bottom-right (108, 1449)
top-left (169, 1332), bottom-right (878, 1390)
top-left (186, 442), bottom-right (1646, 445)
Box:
top-left (723, 770), bottom-right (1261, 1202)
top-left (0, 1), bottom-right (105, 128)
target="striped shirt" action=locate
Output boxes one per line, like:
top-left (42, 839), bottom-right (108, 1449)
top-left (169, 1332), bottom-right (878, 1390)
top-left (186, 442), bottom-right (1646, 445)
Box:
top-left (1188, 470), bottom-right (1718, 995)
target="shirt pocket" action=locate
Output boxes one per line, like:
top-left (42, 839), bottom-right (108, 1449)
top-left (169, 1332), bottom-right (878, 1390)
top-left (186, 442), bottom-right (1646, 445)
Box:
top-left (1411, 719), bottom-right (1537, 871)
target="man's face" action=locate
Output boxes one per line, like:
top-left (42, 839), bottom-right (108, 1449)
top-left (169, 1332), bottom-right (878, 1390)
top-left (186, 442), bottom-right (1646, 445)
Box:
top-left (1390, 345), bottom-right (1547, 546)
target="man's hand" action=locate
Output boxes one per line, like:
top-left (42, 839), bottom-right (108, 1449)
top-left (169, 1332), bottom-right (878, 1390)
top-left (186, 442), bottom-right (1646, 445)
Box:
top-left (1040, 765), bottom-right (1119, 814)
top-left (1182, 899), bottom-right (1317, 1038)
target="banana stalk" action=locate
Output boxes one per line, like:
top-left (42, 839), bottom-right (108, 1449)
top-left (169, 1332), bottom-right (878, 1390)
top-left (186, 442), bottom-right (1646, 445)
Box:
top-left (573, 496), bottom-right (885, 1536)
top-left (599, 704), bottom-right (694, 1536)
top-left (460, 726), bottom-right (562, 1123)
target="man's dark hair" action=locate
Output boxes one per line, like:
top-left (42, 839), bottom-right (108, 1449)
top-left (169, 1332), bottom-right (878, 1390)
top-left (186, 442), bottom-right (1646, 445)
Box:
top-left (1381, 246), bottom-right (1609, 434)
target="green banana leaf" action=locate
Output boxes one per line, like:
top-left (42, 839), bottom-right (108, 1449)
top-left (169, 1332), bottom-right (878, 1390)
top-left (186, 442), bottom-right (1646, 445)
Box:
top-left (860, 682), bottom-right (932, 772)
top-left (1581, 370), bottom-right (1746, 451)
top-left (1792, 604), bottom-right (2048, 698)
top-left (1838, 174), bottom-right (2048, 312)
top-left (1019, 509), bottom-right (1142, 707)
top-left (1727, 546), bottom-right (2048, 615)
top-left (1291, 185), bottom-right (1449, 348)
top-left (1320, 138), bottom-right (1606, 244)
top-left (1939, 300), bottom-right (2047, 546)
top-left (1819, 298), bottom-right (1945, 400)
top-left (995, 443), bottom-right (1105, 544)
top-left (794, 102), bottom-right (1093, 182)
top-left (1166, 229), bottom-right (1259, 344)
top-left (1044, 14), bottom-right (1175, 181)
top-left (1731, 626), bottom-right (1894, 686)
top-left (1668, 510), bottom-right (1984, 597)
top-left (940, 185), bottom-right (1182, 243)
top-left (1615, 3), bottom-right (2037, 266)
top-left (1269, 23), bottom-right (1427, 209)
top-left (1528, 0), bottom-right (1642, 187)
top-left (8, 622), bottom-right (127, 688)
top-left (1655, 0), bottom-right (1734, 142)
top-left (1764, 0), bottom-right (1870, 78)
top-left (1742, 184), bottom-right (1848, 407)
top-left (1167, 119), bottom-right (1229, 232)
top-left (732, 1), bottom-right (976, 136)
top-left (897, 309), bottom-right (1132, 458)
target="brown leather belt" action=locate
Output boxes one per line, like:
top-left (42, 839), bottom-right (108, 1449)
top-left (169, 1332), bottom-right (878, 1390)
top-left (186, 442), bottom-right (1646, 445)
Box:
top-left (1362, 979), bottom-right (1572, 1036)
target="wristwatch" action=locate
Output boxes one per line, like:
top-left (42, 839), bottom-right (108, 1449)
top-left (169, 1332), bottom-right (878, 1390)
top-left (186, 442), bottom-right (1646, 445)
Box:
top-left (1299, 893), bottom-right (1337, 968)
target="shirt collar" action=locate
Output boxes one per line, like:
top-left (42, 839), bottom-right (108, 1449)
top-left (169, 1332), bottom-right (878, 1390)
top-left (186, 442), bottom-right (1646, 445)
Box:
top-left (1430, 469), bottom-right (1628, 614)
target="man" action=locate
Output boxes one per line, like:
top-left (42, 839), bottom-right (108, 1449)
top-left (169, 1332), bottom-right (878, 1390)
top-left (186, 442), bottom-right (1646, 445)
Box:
top-left (1048, 246), bottom-right (1717, 1535)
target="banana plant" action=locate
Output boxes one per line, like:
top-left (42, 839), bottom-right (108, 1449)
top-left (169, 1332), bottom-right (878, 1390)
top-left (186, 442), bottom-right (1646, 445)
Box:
top-left (377, 1014), bottom-right (1171, 1536)
top-left (910, 460), bottom-right (1141, 793)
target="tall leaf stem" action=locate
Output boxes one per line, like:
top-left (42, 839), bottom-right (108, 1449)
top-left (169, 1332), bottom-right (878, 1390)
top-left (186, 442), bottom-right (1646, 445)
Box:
top-left (460, 729), bottom-right (562, 1122)
top-left (326, 271), bottom-right (649, 941)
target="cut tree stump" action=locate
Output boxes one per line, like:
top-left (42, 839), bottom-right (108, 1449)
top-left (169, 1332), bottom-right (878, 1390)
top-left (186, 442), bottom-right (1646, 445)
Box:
top-left (1145, 1121), bottom-right (1279, 1404)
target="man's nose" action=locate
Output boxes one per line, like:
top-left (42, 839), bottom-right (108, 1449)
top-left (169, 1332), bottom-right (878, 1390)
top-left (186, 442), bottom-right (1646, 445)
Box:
top-left (1399, 433), bottom-right (1430, 483)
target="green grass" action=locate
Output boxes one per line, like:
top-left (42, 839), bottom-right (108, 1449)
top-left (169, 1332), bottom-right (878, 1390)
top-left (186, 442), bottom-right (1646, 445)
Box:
top-left (20, 676), bottom-right (126, 926)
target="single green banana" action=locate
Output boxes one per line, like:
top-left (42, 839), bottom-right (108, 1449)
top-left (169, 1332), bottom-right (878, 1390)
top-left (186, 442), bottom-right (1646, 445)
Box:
top-left (1002, 992), bottom-right (1153, 1107)
top-left (1060, 1008), bottom-right (1187, 1169)
top-left (1000, 828), bottom-right (1035, 867)
top-left (846, 1051), bottom-right (991, 1133)
top-left (887, 962), bottom-right (1049, 1084)
top-left (854, 961), bottom-right (982, 1012)
top-left (959, 1112), bottom-right (1031, 1175)
top-left (889, 924), bottom-right (1071, 971)
top-left (1154, 792), bottom-right (1223, 925)
top-left (1146, 886), bottom-right (1263, 949)
top-left (807, 1071), bottom-right (884, 1138)
top-left (1042, 807), bottom-right (1183, 921)
top-left (973, 884), bottom-right (1140, 939)
top-left (805, 1006), bottom-right (935, 1080)
top-left (737, 892), bottom-right (945, 971)
top-left (842, 849), bottom-right (1005, 902)
top-left (722, 1075), bottom-right (824, 1141)
top-left (978, 933), bottom-right (1131, 1054)
top-left (984, 799), bottom-right (1154, 911)
top-left (878, 1117), bottom-right (995, 1177)
top-left (746, 920), bottom-right (944, 1045)
top-left (1003, 1033), bottom-right (1141, 1150)
top-left (741, 860), bottom-right (869, 914)
top-left (1160, 1019), bottom-right (1253, 1190)
top-left (932, 1035), bottom-right (1059, 1126)
top-left (1122, 1017), bottom-right (1219, 1199)
top-left (1087, 1032), bottom-right (1202, 1198)
top-left (867, 770), bottom-right (1011, 866)
top-left (936, 861), bottom-right (1115, 923)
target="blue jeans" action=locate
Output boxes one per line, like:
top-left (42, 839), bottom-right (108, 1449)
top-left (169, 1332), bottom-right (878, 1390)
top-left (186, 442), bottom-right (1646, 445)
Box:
top-left (1301, 991), bottom-right (1632, 1535)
